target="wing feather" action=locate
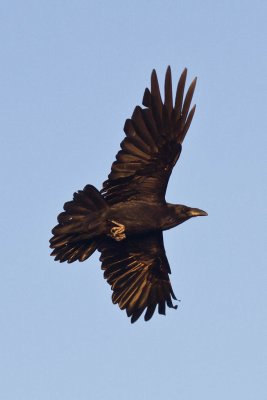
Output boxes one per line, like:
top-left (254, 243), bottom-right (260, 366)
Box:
top-left (101, 66), bottom-right (197, 204)
top-left (174, 68), bottom-right (187, 117)
top-left (164, 65), bottom-right (173, 116)
top-left (131, 107), bottom-right (158, 150)
top-left (151, 69), bottom-right (163, 124)
top-left (98, 232), bottom-right (177, 323)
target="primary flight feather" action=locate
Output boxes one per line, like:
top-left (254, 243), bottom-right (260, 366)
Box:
top-left (50, 66), bottom-right (207, 323)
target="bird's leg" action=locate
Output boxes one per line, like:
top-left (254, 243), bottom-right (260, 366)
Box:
top-left (108, 220), bottom-right (126, 241)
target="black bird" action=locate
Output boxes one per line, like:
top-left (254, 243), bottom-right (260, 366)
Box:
top-left (50, 66), bottom-right (207, 323)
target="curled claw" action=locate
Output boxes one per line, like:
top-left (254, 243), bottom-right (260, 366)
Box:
top-left (109, 220), bottom-right (126, 241)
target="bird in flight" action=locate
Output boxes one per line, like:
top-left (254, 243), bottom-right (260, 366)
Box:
top-left (50, 66), bottom-right (207, 323)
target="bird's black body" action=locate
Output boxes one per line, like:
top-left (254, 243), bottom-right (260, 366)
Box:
top-left (105, 202), bottom-right (206, 235)
top-left (50, 66), bottom-right (207, 323)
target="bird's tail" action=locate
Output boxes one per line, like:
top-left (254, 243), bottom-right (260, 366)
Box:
top-left (50, 185), bottom-right (108, 263)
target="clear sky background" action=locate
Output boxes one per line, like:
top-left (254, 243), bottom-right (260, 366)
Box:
top-left (1, 1), bottom-right (266, 399)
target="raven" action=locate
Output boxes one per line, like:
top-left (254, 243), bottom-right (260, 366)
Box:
top-left (50, 66), bottom-right (207, 323)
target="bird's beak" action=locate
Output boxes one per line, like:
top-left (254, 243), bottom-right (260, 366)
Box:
top-left (188, 208), bottom-right (208, 217)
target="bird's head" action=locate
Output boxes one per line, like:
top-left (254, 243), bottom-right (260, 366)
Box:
top-left (173, 204), bottom-right (208, 225)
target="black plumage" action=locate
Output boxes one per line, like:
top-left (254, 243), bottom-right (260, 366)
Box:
top-left (50, 66), bottom-right (207, 323)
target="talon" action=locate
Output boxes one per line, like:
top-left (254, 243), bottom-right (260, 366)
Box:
top-left (108, 220), bottom-right (126, 241)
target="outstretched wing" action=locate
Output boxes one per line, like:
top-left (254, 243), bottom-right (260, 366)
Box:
top-left (101, 66), bottom-right (197, 205)
top-left (98, 232), bottom-right (177, 323)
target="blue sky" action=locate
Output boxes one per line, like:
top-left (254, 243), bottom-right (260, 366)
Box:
top-left (1, 1), bottom-right (266, 399)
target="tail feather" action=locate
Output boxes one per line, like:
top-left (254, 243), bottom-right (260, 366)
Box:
top-left (51, 237), bottom-right (98, 263)
top-left (50, 185), bottom-right (107, 263)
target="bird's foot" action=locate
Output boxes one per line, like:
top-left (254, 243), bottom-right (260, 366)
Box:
top-left (108, 220), bottom-right (126, 241)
